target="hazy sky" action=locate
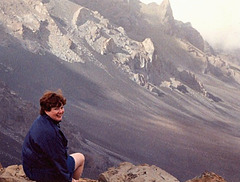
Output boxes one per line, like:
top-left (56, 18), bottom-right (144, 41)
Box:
top-left (140, 0), bottom-right (240, 50)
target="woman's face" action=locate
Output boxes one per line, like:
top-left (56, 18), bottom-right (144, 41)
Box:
top-left (45, 104), bottom-right (64, 122)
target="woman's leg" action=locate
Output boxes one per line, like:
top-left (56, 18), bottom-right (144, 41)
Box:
top-left (70, 153), bottom-right (85, 180)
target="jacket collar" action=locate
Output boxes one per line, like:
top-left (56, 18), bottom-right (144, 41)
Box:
top-left (42, 114), bottom-right (61, 126)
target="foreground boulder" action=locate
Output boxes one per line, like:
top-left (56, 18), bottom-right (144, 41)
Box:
top-left (98, 162), bottom-right (180, 182)
top-left (0, 164), bottom-right (33, 182)
top-left (186, 171), bottom-right (227, 182)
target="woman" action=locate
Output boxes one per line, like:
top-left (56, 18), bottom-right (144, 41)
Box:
top-left (22, 90), bottom-right (85, 182)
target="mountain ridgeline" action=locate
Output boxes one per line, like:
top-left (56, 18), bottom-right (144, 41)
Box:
top-left (0, 0), bottom-right (240, 181)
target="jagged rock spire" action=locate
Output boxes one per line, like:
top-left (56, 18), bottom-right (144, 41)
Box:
top-left (159, 0), bottom-right (174, 24)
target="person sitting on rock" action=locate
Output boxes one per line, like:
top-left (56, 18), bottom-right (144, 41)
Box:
top-left (22, 90), bottom-right (85, 182)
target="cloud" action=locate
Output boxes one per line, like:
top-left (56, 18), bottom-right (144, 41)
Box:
top-left (140, 0), bottom-right (240, 50)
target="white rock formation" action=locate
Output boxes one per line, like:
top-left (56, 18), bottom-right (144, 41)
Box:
top-left (142, 38), bottom-right (154, 62)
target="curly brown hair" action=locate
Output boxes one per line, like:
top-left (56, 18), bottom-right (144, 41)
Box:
top-left (39, 89), bottom-right (66, 115)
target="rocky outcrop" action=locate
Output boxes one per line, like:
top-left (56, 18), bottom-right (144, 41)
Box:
top-left (72, 7), bottom-right (95, 27)
top-left (0, 0), bottom-right (83, 62)
top-left (140, 0), bottom-right (174, 26)
top-left (174, 21), bottom-right (205, 52)
top-left (70, 5), bottom-right (155, 86)
top-left (101, 38), bottom-right (118, 55)
top-left (160, 71), bottom-right (222, 102)
top-left (158, 0), bottom-right (174, 25)
top-left (140, 0), bottom-right (204, 50)
top-left (186, 171), bottom-right (227, 182)
top-left (204, 55), bottom-right (240, 85)
top-left (142, 38), bottom-right (154, 62)
top-left (0, 164), bottom-right (33, 182)
top-left (99, 162), bottom-right (180, 182)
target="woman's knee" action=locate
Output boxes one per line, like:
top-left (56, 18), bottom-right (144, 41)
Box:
top-left (70, 153), bottom-right (85, 167)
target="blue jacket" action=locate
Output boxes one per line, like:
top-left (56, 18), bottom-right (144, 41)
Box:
top-left (22, 114), bottom-right (72, 182)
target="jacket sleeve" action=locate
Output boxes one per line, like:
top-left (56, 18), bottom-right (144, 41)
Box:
top-left (38, 127), bottom-right (72, 182)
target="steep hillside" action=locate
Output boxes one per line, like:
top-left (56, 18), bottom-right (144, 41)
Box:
top-left (0, 0), bottom-right (240, 181)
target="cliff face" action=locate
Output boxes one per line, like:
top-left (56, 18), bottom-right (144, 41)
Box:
top-left (0, 0), bottom-right (240, 181)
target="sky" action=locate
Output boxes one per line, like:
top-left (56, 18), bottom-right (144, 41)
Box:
top-left (140, 0), bottom-right (240, 50)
